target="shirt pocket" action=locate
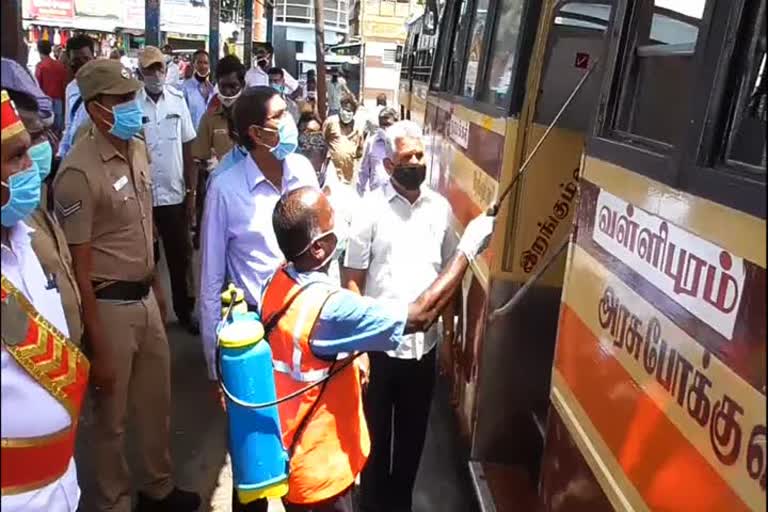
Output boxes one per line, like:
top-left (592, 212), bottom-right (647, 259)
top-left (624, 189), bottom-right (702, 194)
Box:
top-left (212, 128), bottom-right (231, 155)
top-left (161, 114), bottom-right (181, 141)
top-left (107, 175), bottom-right (141, 225)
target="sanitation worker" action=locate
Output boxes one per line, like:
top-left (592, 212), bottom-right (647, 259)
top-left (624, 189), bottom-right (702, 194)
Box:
top-left (243, 186), bottom-right (495, 512)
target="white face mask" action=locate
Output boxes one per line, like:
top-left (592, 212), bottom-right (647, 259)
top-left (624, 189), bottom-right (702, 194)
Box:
top-left (219, 90), bottom-right (241, 108)
top-left (295, 230), bottom-right (338, 271)
top-left (339, 109), bottom-right (354, 124)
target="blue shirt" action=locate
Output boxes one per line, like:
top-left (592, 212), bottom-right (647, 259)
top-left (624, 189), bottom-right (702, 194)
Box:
top-left (58, 81), bottom-right (90, 158)
top-left (281, 265), bottom-right (407, 358)
top-left (182, 78), bottom-right (214, 129)
top-left (199, 151), bottom-right (319, 378)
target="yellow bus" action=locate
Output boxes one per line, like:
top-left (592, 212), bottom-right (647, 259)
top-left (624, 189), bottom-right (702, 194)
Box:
top-left (398, 13), bottom-right (439, 127)
top-left (421, 0), bottom-right (766, 508)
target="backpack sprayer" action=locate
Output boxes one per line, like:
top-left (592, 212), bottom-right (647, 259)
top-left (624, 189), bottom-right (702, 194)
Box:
top-left (215, 284), bottom-right (362, 504)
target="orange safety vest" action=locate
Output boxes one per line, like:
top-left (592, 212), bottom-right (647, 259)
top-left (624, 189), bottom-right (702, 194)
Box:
top-left (0, 275), bottom-right (89, 495)
top-left (261, 268), bottom-right (369, 505)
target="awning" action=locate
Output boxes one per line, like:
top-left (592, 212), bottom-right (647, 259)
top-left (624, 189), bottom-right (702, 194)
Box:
top-left (71, 16), bottom-right (118, 33)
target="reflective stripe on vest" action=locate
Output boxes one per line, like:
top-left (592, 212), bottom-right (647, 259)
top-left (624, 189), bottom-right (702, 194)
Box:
top-left (272, 360), bottom-right (329, 382)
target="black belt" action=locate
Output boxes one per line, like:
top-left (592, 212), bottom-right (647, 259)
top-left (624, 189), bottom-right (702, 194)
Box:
top-left (93, 280), bottom-right (151, 301)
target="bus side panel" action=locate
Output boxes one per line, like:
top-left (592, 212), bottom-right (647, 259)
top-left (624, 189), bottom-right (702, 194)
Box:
top-left (549, 161), bottom-right (767, 512)
top-left (426, 95), bottom-right (503, 440)
top-left (538, 407), bottom-right (615, 512)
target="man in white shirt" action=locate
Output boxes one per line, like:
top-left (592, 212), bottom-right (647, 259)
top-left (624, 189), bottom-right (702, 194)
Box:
top-left (327, 69), bottom-right (352, 116)
top-left (1, 89), bottom-right (88, 512)
top-left (343, 120), bottom-right (458, 512)
top-left (245, 44), bottom-right (300, 93)
top-left (138, 46), bottom-right (199, 333)
top-left (162, 44), bottom-right (182, 90)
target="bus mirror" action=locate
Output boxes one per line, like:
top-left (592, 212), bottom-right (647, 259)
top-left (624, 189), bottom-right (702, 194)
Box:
top-left (424, 0), bottom-right (438, 35)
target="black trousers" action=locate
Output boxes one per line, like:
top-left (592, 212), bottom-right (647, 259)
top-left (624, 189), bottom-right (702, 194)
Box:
top-left (359, 349), bottom-right (437, 512)
top-left (192, 167), bottom-right (210, 250)
top-left (233, 485), bottom-right (355, 512)
top-left (153, 203), bottom-right (193, 323)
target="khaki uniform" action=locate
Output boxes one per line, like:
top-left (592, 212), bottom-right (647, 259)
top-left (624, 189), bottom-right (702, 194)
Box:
top-left (53, 126), bottom-right (173, 512)
top-left (27, 205), bottom-right (84, 345)
top-left (323, 116), bottom-right (363, 184)
top-left (191, 102), bottom-right (234, 161)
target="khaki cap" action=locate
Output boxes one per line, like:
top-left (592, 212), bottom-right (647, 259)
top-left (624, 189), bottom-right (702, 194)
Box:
top-left (76, 59), bottom-right (141, 102)
top-left (139, 46), bottom-right (165, 69)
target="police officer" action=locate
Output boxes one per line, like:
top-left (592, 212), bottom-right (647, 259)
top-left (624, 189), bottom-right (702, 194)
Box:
top-left (1, 59), bottom-right (83, 345)
top-left (1, 89), bottom-right (89, 512)
top-left (137, 45), bottom-right (198, 333)
top-left (52, 59), bottom-right (200, 512)
top-left (190, 54), bottom-right (245, 248)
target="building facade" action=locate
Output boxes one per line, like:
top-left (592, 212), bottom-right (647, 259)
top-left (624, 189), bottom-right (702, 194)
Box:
top-left (348, 0), bottom-right (422, 106)
top-left (271, 0), bottom-right (349, 78)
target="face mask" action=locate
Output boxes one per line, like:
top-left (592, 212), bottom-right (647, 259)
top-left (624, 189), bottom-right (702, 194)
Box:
top-left (258, 115), bottom-right (298, 161)
top-left (392, 163), bottom-right (426, 191)
top-left (28, 140), bottom-right (53, 181)
top-left (219, 90), bottom-right (241, 108)
top-left (195, 70), bottom-right (210, 81)
top-left (1, 164), bottom-right (42, 227)
top-left (257, 59), bottom-right (269, 70)
top-left (331, 75), bottom-right (338, 83)
top-left (97, 99), bottom-right (144, 141)
top-left (143, 74), bottom-right (164, 95)
top-left (339, 110), bottom-right (354, 124)
top-left (271, 83), bottom-right (285, 95)
top-left (295, 230), bottom-right (338, 271)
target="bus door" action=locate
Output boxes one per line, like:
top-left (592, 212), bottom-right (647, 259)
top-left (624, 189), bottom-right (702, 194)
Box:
top-left (468, 1), bottom-right (615, 508)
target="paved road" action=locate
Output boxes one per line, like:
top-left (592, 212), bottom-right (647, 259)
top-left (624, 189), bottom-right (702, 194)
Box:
top-left (75, 247), bottom-right (477, 512)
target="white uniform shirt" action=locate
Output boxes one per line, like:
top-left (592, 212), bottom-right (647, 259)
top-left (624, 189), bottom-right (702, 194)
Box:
top-left (344, 181), bottom-right (457, 359)
top-left (245, 65), bottom-right (299, 93)
top-left (139, 87), bottom-right (197, 207)
top-left (1, 221), bottom-right (80, 512)
top-left (322, 161), bottom-right (359, 285)
top-left (165, 61), bottom-right (182, 89)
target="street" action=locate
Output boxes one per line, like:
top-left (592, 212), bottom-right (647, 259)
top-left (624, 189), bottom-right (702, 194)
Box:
top-left (74, 247), bottom-right (478, 512)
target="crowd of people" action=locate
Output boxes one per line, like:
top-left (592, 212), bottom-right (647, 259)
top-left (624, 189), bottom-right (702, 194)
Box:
top-left (1, 33), bottom-right (495, 512)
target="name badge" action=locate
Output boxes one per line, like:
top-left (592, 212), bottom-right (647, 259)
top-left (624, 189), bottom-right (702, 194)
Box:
top-left (113, 175), bottom-right (128, 191)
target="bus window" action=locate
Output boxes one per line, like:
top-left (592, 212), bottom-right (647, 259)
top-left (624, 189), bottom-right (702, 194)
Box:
top-left (724, 13), bottom-right (766, 172)
top-left (478, 0), bottom-right (525, 107)
top-left (613, 0), bottom-right (707, 149)
top-left (445, 0), bottom-right (473, 93)
top-left (534, 2), bottom-right (611, 131)
top-left (462, 0), bottom-right (490, 97)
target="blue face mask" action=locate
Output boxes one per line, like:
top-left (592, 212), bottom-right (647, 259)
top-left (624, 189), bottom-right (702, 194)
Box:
top-left (98, 99), bottom-right (144, 140)
top-left (28, 140), bottom-right (53, 181)
top-left (271, 83), bottom-right (285, 95)
top-left (268, 115), bottom-right (298, 161)
top-left (1, 164), bottom-right (42, 227)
